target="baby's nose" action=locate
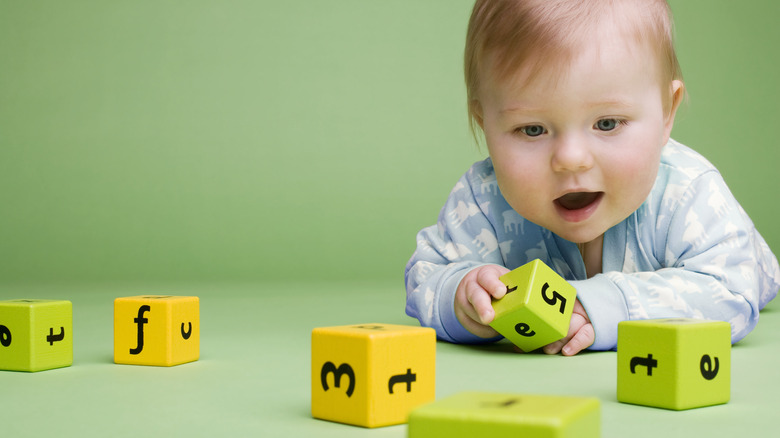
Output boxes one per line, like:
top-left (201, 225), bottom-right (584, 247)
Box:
top-left (550, 136), bottom-right (594, 173)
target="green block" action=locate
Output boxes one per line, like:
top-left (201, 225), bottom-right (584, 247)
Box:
top-left (617, 318), bottom-right (730, 410)
top-left (0, 299), bottom-right (73, 372)
top-left (408, 391), bottom-right (600, 438)
top-left (489, 259), bottom-right (577, 352)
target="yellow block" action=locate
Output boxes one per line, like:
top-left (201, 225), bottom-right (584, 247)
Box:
top-left (114, 295), bottom-right (199, 367)
top-left (490, 259), bottom-right (577, 352)
top-left (311, 323), bottom-right (435, 428)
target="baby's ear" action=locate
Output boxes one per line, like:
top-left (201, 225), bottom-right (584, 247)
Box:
top-left (663, 80), bottom-right (685, 140)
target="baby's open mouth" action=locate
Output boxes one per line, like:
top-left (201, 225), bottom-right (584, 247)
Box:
top-left (555, 192), bottom-right (604, 210)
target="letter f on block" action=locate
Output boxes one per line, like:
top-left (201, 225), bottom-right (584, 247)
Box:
top-left (129, 305), bottom-right (150, 355)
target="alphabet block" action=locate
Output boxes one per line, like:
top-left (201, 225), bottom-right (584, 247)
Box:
top-left (114, 295), bottom-right (199, 367)
top-left (0, 299), bottom-right (73, 372)
top-left (311, 323), bottom-right (435, 428)
top-left (489, 259), bottom-right (577, 352)
top-left (408, 391), bottom-right (600, 438)
top-left (617, 318), bottom-right (730, 410)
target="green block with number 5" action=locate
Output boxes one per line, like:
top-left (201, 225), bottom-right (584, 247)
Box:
top-left (489, 259), bottom-right (576, 352)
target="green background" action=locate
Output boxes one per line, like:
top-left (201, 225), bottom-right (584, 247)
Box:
top-left (2, 0), bottom-right (778, 286)
top-left (1, 2), bottom-right (779, 437)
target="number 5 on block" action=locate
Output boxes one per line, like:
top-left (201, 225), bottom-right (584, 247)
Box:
top-left (489, 259), bottom-right (577, 352)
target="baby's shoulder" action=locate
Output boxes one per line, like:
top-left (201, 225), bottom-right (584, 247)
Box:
top-left (659, 139), bottom-right (719, 181)
top-left (453, 158), bottom-right (500, 196)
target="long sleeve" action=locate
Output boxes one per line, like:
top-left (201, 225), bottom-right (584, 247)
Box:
top-left (404, 165), bottom-right (505, 343)
top-left (575, 144), bottom-right (780, 350)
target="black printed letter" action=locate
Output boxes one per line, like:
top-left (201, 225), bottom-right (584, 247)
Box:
top-left (129, 305), bottom-right (150, 355)
top-left (630, 354), bottom-right (658, 376)
top-left (0, 325), bottom-right (10, 347)
top-left (321, 362), bottom-right (355, 397)
top-left (388, 369), bottom-right (416, 394)
top-left (700, 355), bottom-right (719, 380)
top-left (47, 327), bottom-right (65, 345)
top-left (181, 322), bottom-right (192, 340)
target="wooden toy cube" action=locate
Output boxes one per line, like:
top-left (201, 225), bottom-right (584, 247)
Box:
top-left (617, 318), bottom-right (730, 410)
top-left (489, 259), bottom-right (577, 352)
top-left (0, 299), bottom-right (73, 372)
top-left (311, 323), bottom-right (435, 428)
top-left (408, 391), bottom-right (600, 438)
top-left (114, 295), bottom-right (199, 367)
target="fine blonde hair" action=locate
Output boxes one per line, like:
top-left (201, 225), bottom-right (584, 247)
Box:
top-left (464, 0), bottom-right (683, 135)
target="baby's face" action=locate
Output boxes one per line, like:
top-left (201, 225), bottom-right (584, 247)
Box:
top-left (477, 36), bottom-right (680, 244)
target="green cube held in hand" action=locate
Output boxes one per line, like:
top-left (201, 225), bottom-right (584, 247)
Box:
top-left (408, 391), bottom-right (600, 438)
top-left (489, 259), bottom-right (577, 352)
top-left (0, 299), bottom-right (73, 372)
top-left (617, 318), bottom-right (731, 410)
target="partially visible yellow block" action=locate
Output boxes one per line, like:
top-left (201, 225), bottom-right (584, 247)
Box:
top-left (114, 295), bottom-right (199, 367)
top-left (408, 391), bottom-right (600, 438)
top-left (490, 259), bottom-right (577, 352)
top-left (311, 323), bottom-right (435, 428)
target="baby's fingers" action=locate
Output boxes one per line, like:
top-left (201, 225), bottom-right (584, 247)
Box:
top-left (561, 323), bottom-right (594, 356)
top-left (465, 284), bottom-right (495, 325)
top-left (477, 265), bottom-right (511, 300)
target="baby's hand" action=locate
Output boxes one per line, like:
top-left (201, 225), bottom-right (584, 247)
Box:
top-left (540, 299), bottom-right (594, 356)
top-left (454, 264), bottom-right (511, 338)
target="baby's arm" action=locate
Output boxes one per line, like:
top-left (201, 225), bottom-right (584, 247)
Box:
top-left (405, 167), bottom-right (508, 344)
top-left (575, 170), bottom-right (779, 350)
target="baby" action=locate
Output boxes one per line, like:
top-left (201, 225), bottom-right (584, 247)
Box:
top-left (405, 0), bottom-right (779, 355)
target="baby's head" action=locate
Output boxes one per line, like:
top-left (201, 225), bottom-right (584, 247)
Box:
top-left (463, 0), bottom-right (685, 244)
top-left (466, 0), bottom-right (682, 132)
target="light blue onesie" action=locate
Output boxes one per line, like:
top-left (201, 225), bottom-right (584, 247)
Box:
top-left (405, 140), bottom-right (780, 350)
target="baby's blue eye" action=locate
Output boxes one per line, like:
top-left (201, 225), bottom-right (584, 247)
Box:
top-left (595, 119), bottom-right (620, 131)
top-left (520, 125), bottom-right (546, 137)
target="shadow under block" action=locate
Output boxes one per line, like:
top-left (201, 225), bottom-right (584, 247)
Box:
top-left (0, 299), bottom-right (73, 372)
top-left (489, 259), bottom-right (577, 352)
top-left (114, 295), bottom-right (199, 367)
top-left (311, 323), bottom-right (436, 428)
top-left (408, 391), bottom-right (600, 438)
top-left (617, 318), bottom-right (731, 410)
